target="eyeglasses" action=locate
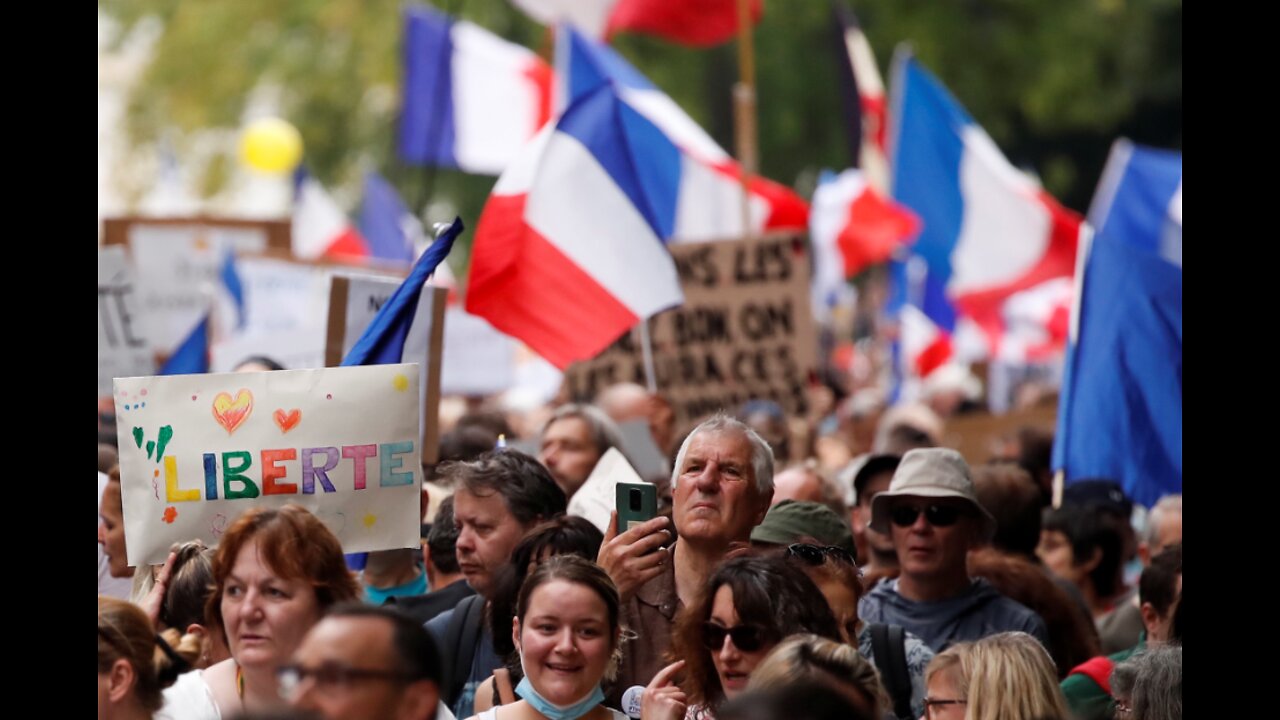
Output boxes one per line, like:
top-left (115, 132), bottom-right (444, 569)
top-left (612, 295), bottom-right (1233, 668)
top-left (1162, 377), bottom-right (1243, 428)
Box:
top-left (701, 622), bottom-right (772, 653)
top-left (889, 503), bottom-right (963, 528)
top-left (923, 697), bottom-right (967, 718)
top-left (277, 662), bottom-right (420, 699)
top-left (786, 544), bottom-right (860, 574)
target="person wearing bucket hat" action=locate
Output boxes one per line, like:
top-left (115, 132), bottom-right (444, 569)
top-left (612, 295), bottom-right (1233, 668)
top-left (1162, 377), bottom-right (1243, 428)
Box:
top-left (858, 448), bottom-right (1049, 653)
top-left (749, 500), bottom-right (857, 556)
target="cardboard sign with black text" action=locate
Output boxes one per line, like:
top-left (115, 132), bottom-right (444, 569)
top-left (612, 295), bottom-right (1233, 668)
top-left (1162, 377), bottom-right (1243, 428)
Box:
top-left (564, 235), bottom-right (817, 427)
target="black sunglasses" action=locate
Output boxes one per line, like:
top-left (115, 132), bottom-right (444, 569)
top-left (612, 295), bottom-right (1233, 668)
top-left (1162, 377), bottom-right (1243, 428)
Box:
top-left (786, 543), bottom-right (859, 573)
top-left (701, 622), bottom-right (772, 653)
top-left (889, 503), bottom-right (963, 528)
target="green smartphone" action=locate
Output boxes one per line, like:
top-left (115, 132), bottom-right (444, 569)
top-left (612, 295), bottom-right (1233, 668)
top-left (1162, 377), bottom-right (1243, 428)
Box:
top-left (616, 482), bottom-right (658, 532)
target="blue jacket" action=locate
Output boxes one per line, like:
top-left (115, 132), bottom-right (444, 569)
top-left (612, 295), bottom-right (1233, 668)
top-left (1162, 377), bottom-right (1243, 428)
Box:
top-left (859, 578), bottom-right (1049, 652)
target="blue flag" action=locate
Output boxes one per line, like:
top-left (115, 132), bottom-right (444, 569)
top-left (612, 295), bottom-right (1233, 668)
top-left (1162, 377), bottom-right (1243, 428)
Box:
top-left (1053, 141), bottom-right (1182, 507)
top-left (341, 218), bottom-right (463, 367)
top-left (160, 314), bottom-right (210, 375)
top-left (358, 172), bottom-right (418, 264)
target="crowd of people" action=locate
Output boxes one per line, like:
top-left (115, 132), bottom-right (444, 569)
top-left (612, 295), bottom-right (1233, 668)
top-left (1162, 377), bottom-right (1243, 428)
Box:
top-left (99, 375), bottom-right (1182, 720)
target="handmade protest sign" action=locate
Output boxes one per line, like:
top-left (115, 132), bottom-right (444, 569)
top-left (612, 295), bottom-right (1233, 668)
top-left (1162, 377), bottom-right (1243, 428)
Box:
top-left (99, 246), bottom-right (154, 396)
top-left (113, 364), bottom-right (422, 566)
top-left (564, 235), bottom-right (818, 428)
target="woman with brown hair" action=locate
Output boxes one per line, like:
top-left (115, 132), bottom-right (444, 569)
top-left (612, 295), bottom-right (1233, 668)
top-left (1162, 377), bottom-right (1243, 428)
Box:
top-left (99, 596), bottom-right (169, 720)
top-left (474, 515), bottom-right (606, 713)
top-left (151, 540), bottom-right (230, 677)
top-left (645, 555), bottom-right (841, 720)
top-left (466, 554), bottom-right (629, 720)
top-left (158, 505), bottom-right (359, 719)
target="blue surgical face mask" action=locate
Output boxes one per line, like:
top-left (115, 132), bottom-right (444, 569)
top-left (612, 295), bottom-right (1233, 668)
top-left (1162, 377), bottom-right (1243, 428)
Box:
top-left (515, 673), bottom-right (605, 720)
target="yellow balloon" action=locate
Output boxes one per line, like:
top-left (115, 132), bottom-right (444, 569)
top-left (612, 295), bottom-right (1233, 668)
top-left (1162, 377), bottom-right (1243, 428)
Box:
top-left (240, 118), bottom-right (303, 174)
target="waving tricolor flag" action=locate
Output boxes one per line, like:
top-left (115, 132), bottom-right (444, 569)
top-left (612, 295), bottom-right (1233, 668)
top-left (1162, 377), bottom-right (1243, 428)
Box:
top-left (293, 170), bottom-right (370, 260)
top-left (889, 52), bottom-right (1081, 363)
top-left (398, 5), bottom-right (553, 176)
top-left (556, 26), bottom-right (807, 242)
top-left (464, 31), bottom-right (697, 368)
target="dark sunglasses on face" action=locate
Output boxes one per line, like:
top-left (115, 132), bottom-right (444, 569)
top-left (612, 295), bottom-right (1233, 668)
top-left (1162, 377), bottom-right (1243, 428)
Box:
top-left (785, 543), bottom-right (860, 574)
top-left (889, 503), bottom-right (964, 528)
top-left (701, 622), bottom-right (771, 653)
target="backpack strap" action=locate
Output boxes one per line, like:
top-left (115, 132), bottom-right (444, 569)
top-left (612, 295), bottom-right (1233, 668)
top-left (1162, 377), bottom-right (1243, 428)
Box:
top-left (869, 623), bottom-right (913, 719)
top-left (443, 594), bottom-right (487, 707)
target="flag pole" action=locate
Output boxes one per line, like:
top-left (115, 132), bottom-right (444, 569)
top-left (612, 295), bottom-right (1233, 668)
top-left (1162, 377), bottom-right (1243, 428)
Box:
top-left (733, 0), bottom-right (758, 240)
top-left (639, 318), bottom-right (658, 394)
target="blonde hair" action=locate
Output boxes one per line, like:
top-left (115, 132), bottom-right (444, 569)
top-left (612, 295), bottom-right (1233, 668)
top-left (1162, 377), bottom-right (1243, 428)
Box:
top-left (925, 632), bottom-right (1068, 720)
top-left (748, 634), bottom-right (891, 717)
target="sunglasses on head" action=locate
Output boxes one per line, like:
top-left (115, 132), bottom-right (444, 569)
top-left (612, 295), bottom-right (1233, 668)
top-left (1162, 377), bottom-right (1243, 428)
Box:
top-left (889, 503), bottom-right (964, 528)
top-left (701, 622), bottom-right (771, 653)
top-left (786, 543), bottom-right (859, 572)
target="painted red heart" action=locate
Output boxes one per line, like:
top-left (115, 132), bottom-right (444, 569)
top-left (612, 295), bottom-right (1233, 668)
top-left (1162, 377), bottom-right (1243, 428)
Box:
top-left (273, 408), bottom-right (302, 433)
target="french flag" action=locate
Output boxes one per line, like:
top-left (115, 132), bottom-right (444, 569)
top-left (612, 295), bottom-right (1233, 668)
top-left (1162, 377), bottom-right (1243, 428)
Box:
top-left (293, 170), bottom-right (370, 260)
top-left (889, 53), bottom-right (1081, 361)
top-left (465, 32), bottom-right (693, 369)
top-left (556, 26), bottom-right (807, 241)
top-left (512, 0), bottom-right (762, 48)
top-left (809, 168), bottom-right (919, 319)
top-left (398, 5), bottom-right (553, 176)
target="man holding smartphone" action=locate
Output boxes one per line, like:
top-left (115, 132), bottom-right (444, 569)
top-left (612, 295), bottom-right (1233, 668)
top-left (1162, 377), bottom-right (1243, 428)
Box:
top-left (599, 415), bottom-right (775, 706)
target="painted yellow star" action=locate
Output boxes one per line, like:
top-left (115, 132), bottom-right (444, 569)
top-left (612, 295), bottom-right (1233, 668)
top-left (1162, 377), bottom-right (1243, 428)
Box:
top-left (392, 374), bottom-right (409, 392)
top-left (362, 512), bottom-right (378, 528)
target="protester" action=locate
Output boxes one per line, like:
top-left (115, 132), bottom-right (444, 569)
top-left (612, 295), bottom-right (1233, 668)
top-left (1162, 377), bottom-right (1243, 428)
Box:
top-left (747, 634), bottom-right (890, 719)
top-left (782, 543), bottom-right (933, 719)
top-left (845, 454), bottom-right (900, 575)
top-left (601, 415), bottom-right (775, 704)
top-left (100, 596), bottom-right (170, 720)
top-left (469, 555), bottom-right (630, 720)
top-left (285, 604), bottom-right (446, 720)
top-left (923, 632), bottom-right (1069, 720)
top-left (1097, 494), bottom-right (1182, 654)
top-left (426, 450), bottom-right (567, 718)
top-left (393, 496), bottom-right (476, 625)
top-left (158, 505), bottom-right (360, 719)
top-left (1110, 644), bottom-right (1182, 720)
top-left (1038, 502), bottom-right (1127, 621)
top-left (859, 448), bottom-right (1049, 651)
top-left (474, 516), bottom-right (605, 712)
top-left (1061, 544), bottom-right (1181, 720)
top-left (539, 403), bottom-right (626, 499)
top-left (647, 555), bottom-right (840, 720)
top-left (152, 540), bottom-right (230, 674)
